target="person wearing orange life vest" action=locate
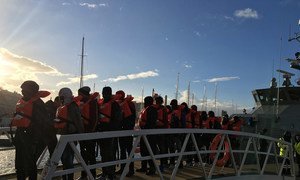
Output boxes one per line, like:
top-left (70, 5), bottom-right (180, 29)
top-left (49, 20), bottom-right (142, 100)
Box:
top-left (55, 87), bottom-right (84, 180)
top-left (208, 111), bottom-right (221, 130)
top-left (137, 96), bottom-right (157, 175)
top-left (190, 105), bottom-right (202, 165)
top-left (199, 111), bottom-right (210, 163)
top-left (115, 90), bottom-right (136, 177)
top-left (221, 114), bottom-right (230, 130)
top-left (12, 80), bottom-right (51, 180)
top-left (228, 116), bottom-right (243, 166)
top-left (167, 99), bottom-right (184, 168)
top-left (154, 96), bottom-right (168, 172)
top-left (97, 86), bottom-right (122, 180)
top-left (77, 86), bottom-right (99, 179)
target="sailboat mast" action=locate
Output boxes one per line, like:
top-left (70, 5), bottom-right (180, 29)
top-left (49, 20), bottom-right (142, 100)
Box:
top-left (214, 82), bottom-right (218, 113)
top-left (80, 36), bottom-right (85, 88)
top-left (187, 81), bottom-right (190, 106)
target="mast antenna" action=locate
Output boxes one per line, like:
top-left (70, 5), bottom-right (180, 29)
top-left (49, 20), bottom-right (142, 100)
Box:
top-left (187, 81), bottom-right (190, 106)
top-left (79, 36), bottom-right (86, 88)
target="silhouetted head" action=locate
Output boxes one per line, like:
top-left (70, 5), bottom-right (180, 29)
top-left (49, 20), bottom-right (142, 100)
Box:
top-left (191, 105), bottom-right (197, 111)
top-left (78, 86), bottom-right (91, 101)
top-left (181, 102), bottom-right (189, 112)
top-left (144, 96), bottom-right (154, 108)
top-left (170, 99), bottom-right (178, 109)
top-left (201, 111), bottom-right (207, 120)
top-left (295, 52), bottom-right (300, 59)
top-left (116, 90), bottom-right (125, 100)
top-left (155, 96), bottom-right (163, 105)
top-left (208, 111), bottom-right (215, 117)
top-left (21, 80), bottom-right (39, 100)
top-left (59, 87), bottom-right (73, 105)
top-left (102, 86), bottom-right (112, 102)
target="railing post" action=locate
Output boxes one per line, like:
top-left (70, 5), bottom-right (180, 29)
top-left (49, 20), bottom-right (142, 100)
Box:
top-left (70, 142), bottom-right (94, 180)
top-left (120, 135), bottom-right (141, 180)
top-left (43, 138), bottom-right (68, 180)
top-left (260, 140), bottom-right (273, 174)
top-left (208, 134), bottom-right (226, 179)
top-left (191, 133), bottom-right (207, 178)
top-left (225, 134), bottom-right (238, 173)
top-left (142, 135), bottom-right (164, 180)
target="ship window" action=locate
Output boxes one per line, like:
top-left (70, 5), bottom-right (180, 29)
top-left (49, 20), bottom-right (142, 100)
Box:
top-left (288, 89), bottom-right (300, 101)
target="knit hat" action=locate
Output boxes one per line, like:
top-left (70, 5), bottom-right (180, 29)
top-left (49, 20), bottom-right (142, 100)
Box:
top-left (78, 86), bottom-right (91, 96)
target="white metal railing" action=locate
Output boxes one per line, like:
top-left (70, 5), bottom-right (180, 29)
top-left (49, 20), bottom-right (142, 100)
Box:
top-left (40, 128), bottom-right (296, 180)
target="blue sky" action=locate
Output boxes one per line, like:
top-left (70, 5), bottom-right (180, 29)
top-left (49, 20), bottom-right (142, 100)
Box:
top-left (0, 0), bottom-right (299, 115)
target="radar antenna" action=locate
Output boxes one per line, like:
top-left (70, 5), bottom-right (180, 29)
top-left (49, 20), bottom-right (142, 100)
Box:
top-left (276, 69), bottom-right (295, 87)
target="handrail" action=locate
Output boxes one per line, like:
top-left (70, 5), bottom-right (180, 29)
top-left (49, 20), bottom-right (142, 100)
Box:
top-left (37, 129), bottom-right (296, 180)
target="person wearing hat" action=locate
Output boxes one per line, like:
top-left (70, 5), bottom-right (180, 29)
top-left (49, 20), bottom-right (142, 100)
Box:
top-left (77, 86), bottom-right (99, 179)
top-left (55, 87), bottom-right (84, 180)
top-left (12, 80), bottom-right (51, 180)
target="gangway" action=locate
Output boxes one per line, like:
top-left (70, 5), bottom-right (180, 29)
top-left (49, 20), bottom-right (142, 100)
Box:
top-left (39, 128), bottom-right (296, 180)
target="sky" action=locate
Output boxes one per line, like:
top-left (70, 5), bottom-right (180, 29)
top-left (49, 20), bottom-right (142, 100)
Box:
top-left (0, 0), bottom-right (299, 115)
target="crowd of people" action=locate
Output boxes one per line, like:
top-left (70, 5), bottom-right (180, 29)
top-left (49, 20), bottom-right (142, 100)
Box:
top-left (11, 80), bottom-right (299, 180)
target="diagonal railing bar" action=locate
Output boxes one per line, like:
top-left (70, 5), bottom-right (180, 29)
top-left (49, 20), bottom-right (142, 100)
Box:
top-left (190, 133), bottom-right (207, 178)
top-left (171, 133), bottom-right (191, 180)
top-left (43, 138), bottom-right (68, 180)
top-left (208, 133), bottom-right (226, 179)
top-left (260, 141), bottom-right (273, 174)
top-left (225, 134), bottom-right (238, 174)
top-left (120, 135), bottom-right (141, 179)
top-left (142, 135), bottom-right (164, 180)
top-left (34, 128), bottom-right (296, 180)
top-left (238, 137), bottom-right (252, 176)
top-left (289, 144), bottom-right (296, 177)
top-left (69, 142), bottom-right (94, 180)
top-left (251, 137), bottom-right (261, 174)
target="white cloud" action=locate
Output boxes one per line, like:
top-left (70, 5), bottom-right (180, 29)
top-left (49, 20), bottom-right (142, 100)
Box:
top-left (234, 8), bottom-right (259, 19)
top-left (206, 76), bottom-right (240, 83)
top-left (0, 48), bottom-right (72, 92)
top-left (224, 16), bottom-right (234, 21)
top-left (56, 74), bottom-right (98, 86)
top-left (62, 2), bottom-right (71, 6)
top-left (80, 3), bottom-right (98, 9)
top-left (99, 3), bottom-right (108, 7)
top-left (102, 70), bottom-right (159, 83)
top-left (184, 64), bottom-right (192, 68)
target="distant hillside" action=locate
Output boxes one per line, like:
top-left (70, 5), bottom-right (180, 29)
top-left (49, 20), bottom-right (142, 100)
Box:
top-left (0, 89), bottom-right (22, 117)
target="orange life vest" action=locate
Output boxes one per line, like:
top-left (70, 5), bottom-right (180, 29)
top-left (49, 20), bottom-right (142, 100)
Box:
top-left (79, 92), bottom-right (99, 125)
top-left (11, 91), bottom-right (50, 128)
top-left (117, 95), bottom-right (134, 118)
top-left (167, 109), bottom-right (172, 128)
top-left (202, 119), bottom-right (211, 129)
top-left (98, 99), bottom-right (113, 123)
top-left (138, 107), bottom-right (148, 127)
top-left (154, 104), bottom-right (167, 128)
top-left (193, 111), bottom-right (201, 128)
top-left (185, 110), bottom-right (193, 128)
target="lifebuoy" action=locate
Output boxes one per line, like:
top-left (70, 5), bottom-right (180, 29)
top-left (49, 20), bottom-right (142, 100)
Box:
top-left (209, 134), bottom-right (230, 167)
